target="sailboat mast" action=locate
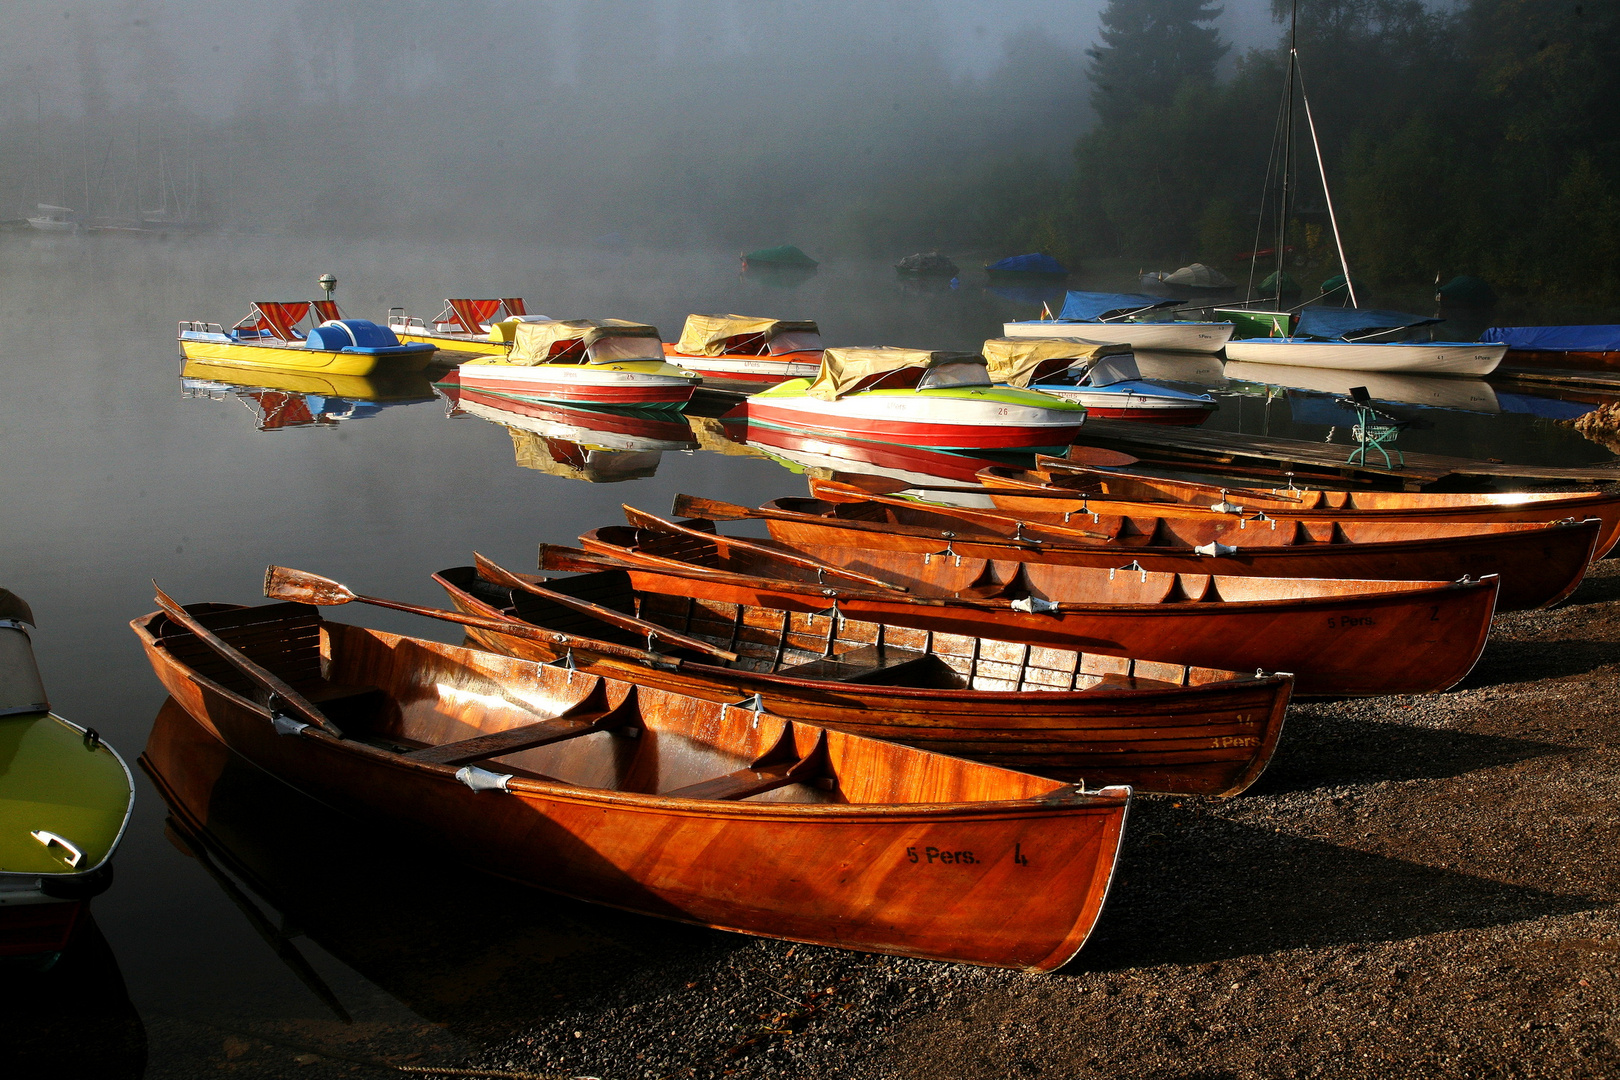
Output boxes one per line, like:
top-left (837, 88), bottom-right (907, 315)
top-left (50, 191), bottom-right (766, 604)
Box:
top-left (1276, 0), bottom-right (1298, 299)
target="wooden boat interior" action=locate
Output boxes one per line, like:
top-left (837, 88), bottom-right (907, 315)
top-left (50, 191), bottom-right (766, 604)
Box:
top-left (139, 603), bottom-right (1069, 807)
top-left (770, 494), bottom-right (1571, 550)
top-left (586, 521), bottom-right (1455, 604)
top-left (439, 564), bottom-right (1257, 695)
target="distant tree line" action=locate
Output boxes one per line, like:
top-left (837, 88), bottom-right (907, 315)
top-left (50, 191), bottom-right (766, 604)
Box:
top-left (1062, 0), bottom-right (1620, 304)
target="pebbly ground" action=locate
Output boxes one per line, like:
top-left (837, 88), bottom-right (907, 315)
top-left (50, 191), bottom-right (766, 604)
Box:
top-left (54, 560), bottom-right (1620, 1080)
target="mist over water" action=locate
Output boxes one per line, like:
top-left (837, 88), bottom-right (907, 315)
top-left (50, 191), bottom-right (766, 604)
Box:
top-left (0, 0), bottom-right (1139, 248)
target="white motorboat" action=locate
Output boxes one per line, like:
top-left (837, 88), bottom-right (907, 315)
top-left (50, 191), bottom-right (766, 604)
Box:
top-left (1003, 292), bottom-right (1234, 353)
top-left (1223, 307), bottom-right (1507, 376)
top-left (741, 347), bottom-right (1087, 451)
top-left (662, 313), bottom-right (823, 387)
top-left (983, 338), bottom-right (1216, 426)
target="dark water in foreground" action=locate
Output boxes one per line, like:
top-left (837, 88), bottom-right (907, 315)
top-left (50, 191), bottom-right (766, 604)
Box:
top-left (1, 234), bottom-right (1614, 1075)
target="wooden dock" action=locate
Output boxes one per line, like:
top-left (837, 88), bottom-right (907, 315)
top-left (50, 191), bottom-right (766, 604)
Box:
top-left (1073, 418), bottom-right (1620, 491)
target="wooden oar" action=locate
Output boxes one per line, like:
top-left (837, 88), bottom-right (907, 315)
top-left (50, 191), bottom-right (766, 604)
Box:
top-left (622, 505), bottom-right (909, 593)
top-left (671, 493), bottom-right (1113, 545)
top-left (262, 566), bottom-right (672, 667)
top-left (151, 583), bottom-right (345, 738)
top-left (472, 552), bottom-right (739, 663)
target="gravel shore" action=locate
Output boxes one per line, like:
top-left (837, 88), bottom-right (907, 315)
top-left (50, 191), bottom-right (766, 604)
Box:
top-left (461, 559), bottom-right (1620, 1080)
top-left (46, 560), bottom-right (1620, 1080)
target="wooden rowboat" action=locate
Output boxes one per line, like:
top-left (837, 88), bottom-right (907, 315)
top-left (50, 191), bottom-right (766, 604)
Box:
top-left (747, 480), bottom-right (1602, 612)
top-left (132, 599), bottom-right (1130, 972)
top-left (564, 510), bottom-right (1501, 697)
top-left (432, 562), bottom-right (1294, 796)
top-left (1017, 457), bottom-right (1620, 559)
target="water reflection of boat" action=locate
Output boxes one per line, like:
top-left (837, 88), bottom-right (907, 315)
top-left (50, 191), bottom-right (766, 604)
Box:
top-left (0, 911), bottom-right (146, 1078)
top-left (1130, 349), bottom-right (1228, 388)
top-left (441, 374), bottom-right (696, 482)
top-left (138, 698), bottom-right (679, 1037)
top-left (442, 381), bottom-right (699, 454)
top-left (720, 415), bottom-right (1022, 494)
top-left (1223, 360), bottom-right (1502, 413)
top-left (180, 362), bottom-right (437, 431)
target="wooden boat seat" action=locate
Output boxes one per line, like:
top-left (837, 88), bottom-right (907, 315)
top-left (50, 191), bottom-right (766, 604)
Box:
top-left (778, 646), bottom-right (964, 689)
top-left (662, 728), bottom-right (832, 801)
top-left (401, 685), bottom-right (644, 767)
top-left (403, 710), bottom-right (614, 766)
top-left (662, 759), bottom-right (805, 801)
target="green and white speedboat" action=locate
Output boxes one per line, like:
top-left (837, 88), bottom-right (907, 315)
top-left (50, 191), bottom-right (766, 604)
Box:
top-left (1, 590), bottom-right (134, 958)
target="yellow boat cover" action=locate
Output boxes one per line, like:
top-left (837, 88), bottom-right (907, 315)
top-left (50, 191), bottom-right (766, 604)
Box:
top-left (676, 314), bottom-right (819, 356)
top-left (982, 337), bottom-right (1133, 388)
top-left (807, 347), bottom-right (981, 401)
top-left (507, 320), bottom-right (663, 366)
top-left (509, 429), bottom-right (660, 482)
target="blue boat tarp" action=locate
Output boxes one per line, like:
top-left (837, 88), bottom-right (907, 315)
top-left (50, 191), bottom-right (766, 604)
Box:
top-left (1056, 291), bottom-right (1180, 322)
top-left (1485, 325), bottom-right (1620, 352)
top-left (1294, 306), bottom-right (1440, 341)
top-left (986, 253), bottom-right (1068, 276)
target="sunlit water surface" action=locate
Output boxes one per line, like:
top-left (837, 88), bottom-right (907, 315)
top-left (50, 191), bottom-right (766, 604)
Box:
top-left (1, 233), bottom-right (1612, 1074)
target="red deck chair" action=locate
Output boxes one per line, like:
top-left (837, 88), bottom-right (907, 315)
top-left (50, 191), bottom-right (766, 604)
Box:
top-left (311, 300), bottom-right (342, 323)
top-left (248, 392), bottom-right (319, 430)
top-left (499, 297), bottom-right (527, 317)
top-left (444, 299), bottom-right (505, 334)
top-left (242, 302), bottom-right (312, 342)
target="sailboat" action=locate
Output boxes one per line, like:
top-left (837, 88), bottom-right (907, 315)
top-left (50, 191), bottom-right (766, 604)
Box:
top-left (1217, 5), bottom-right (1505, 376)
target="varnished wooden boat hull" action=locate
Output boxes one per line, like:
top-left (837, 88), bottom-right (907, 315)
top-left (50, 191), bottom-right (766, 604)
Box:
top-left (434, 567), bottom-right (1293, 796)
top-left (1016, 461), bottom-right (1620, 560)
top-left (773, 491), bottom-right (1601, 612)
top-left (574, 528), bottom-right (1500, 697)
top-left (133, 607), bottom-right (1129, 971)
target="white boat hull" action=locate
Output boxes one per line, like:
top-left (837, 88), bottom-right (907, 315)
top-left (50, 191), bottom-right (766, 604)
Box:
top-left (744, 389), bottom-right (1085, 451)
top-left (1002, 321), bottom-right (1235, 353)
top-left (1223, 339), bottom-right (1507, 376)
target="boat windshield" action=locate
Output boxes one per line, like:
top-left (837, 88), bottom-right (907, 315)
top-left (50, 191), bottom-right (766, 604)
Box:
top-left (769, 330), bottom-right (824, 355)
top-left (916, 361), bottom-right (991, 391)
top-left (586, 335), bottom-right (667, 363)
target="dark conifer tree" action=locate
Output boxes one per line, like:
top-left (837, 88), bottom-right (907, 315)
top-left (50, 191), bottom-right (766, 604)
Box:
top-left (1086, 0), bottom-right (1229, 124)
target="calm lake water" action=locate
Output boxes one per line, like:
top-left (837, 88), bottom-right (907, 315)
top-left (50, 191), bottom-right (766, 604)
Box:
top-left (2, 233), bottom-right (1613, 1075)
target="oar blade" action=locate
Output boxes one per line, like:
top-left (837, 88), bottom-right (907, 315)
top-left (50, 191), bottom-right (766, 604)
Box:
top-left (671, 494), bottom-right (753, 521)
top-left (264, 565), bottom-right (355, 606)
